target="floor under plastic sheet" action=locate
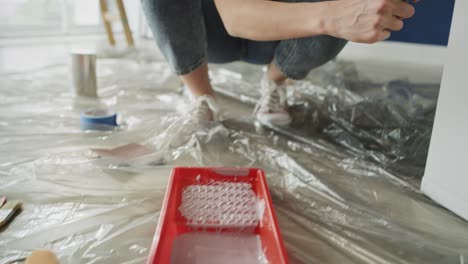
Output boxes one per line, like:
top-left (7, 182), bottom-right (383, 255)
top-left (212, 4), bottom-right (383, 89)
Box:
top-left (1, 42), bottom-right (468, 264)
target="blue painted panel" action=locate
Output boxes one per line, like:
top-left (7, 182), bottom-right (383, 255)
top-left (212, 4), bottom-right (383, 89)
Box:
top-left (388, 0), bottom-right (455, 46)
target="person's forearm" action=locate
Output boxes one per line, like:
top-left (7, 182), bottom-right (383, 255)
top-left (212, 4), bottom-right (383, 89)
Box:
top-left (214, 0), bottom-right (332, 41)
top-left (215, 0), bottom-right (416, 44)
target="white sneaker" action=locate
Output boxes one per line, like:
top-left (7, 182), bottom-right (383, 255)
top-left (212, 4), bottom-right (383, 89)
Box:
top-left (254, 76), bottom-right (292, 126)
top-left (191, 94), bottom-right (219, 123)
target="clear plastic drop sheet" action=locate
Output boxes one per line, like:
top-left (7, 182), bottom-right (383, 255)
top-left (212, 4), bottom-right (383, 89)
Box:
top-left (1, 46), bottom-right (468, 264)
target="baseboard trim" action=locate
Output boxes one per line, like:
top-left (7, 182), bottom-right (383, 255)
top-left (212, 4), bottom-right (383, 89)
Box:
top-left (339, 41), bottom-right (447, 66)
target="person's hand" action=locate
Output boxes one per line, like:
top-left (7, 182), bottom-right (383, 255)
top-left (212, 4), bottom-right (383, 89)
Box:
top-left (326, 0), bottom-right (416, 43)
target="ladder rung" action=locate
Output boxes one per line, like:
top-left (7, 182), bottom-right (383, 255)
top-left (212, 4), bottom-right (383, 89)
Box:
top-left (103, 13), bottom-right (121, 23)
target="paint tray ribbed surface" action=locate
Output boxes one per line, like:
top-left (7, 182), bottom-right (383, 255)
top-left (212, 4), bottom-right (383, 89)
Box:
top-left (147, 167), bottom-right (289, 264)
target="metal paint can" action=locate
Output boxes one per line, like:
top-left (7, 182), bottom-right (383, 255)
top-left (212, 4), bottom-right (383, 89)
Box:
top-left (70, 51), bottom-right (97, 97)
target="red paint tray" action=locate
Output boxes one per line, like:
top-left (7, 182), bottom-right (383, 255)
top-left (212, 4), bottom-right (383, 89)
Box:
top-left (147, 167), bottom-right (289, 264)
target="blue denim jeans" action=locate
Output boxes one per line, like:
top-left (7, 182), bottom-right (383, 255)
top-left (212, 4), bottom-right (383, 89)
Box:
top-left (142, 0), bottom-right (347, 79)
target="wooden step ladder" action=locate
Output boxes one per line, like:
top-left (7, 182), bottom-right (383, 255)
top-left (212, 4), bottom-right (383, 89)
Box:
top-left (99, 0), bottom-right (134, 47)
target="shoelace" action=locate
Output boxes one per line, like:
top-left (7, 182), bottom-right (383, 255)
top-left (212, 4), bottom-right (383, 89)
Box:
top-left (193, 95), bottom-right (218, 121)
top-left (254, 79), bottom-right (287, 114)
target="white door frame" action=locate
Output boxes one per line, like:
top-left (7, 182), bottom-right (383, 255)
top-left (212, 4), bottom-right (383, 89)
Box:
top-left (421, 0), bottom-right (468, 221)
